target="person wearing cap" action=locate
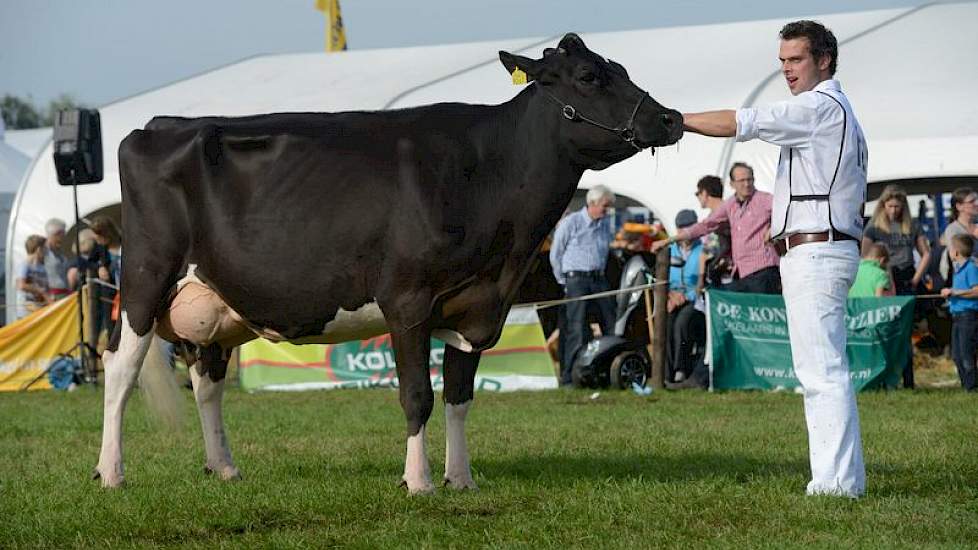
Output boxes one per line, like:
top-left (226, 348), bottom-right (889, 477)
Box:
top-left (549, 185), bottom-right (617, 385)
top-left (680, 20), bottom-right (868, 498)
top-left (653, 162), bottom-right (781, 294)
top-left (665, 209), bottom-right (707, 387)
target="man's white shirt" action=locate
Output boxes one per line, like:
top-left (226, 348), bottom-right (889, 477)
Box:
top-left (735, 79), bottom-right (868, 240)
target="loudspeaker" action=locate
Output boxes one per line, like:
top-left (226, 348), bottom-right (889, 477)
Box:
top-left (53, 109), bottom-right (103, 185)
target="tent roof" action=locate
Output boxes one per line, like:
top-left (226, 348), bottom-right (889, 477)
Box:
top-left (0, 141), bottom-right (29, 194)
top-left (7, 2), bottom-right (977, 320)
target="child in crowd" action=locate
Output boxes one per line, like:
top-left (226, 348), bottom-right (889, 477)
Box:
top-left (849, 243), bottom-right (894, 297)
top-left (16, 235), bottom-right (51, 319)
top-left (940, 233), bottom-right (978, 392)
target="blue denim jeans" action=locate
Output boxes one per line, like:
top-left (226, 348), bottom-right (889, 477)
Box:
top-left (558, 273), bottom-right (615, 384)
top-left (951, 311), bottom-right (978, 391)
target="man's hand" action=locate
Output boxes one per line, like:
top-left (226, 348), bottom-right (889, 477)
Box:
top-left (650, 239), bottom-right (669, 253)
top-left (941, 288), bottom-right (954, 298)
top-left (666, 290), bottom-right (687, 313)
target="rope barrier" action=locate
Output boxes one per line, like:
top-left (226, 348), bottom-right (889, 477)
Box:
top-left (516, 280), bottom-right (669, 310)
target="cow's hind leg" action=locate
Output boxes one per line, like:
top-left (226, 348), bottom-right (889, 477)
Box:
top-left (94, 312), bottom-right (153, 488)
top-left (442, 345), bottom-right (480, 490)
top-left (392, 324), bottom-right (435, 494)
top-left (191, 344), bottom-right (240, 481)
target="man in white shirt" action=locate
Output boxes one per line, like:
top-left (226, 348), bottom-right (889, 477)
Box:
top-left (681, 20), bottom-right (868, 498)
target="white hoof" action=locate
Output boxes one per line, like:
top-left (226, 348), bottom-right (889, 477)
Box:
top-left (93, 466), bottom-right (125, 489)
top-left (443, 474), bottom-right (478, 490)
top-left (204, 464), bottom-right (242, 481)
top-left (401, 476), bottom-right (436, 495)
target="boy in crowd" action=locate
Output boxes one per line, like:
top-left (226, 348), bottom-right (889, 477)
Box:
top-left (940, 234), bottom-right (978, 392)
top-left (849, 243), bottom-right (893, 298)
top-left (16, 235), bottom-right (51, 319)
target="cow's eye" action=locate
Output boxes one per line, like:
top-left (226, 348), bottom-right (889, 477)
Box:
top-left (580, 71), bottom-right (597, 84)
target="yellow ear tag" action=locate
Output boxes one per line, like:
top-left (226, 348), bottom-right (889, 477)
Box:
top-left (511, 67), bottom-right (528, 85)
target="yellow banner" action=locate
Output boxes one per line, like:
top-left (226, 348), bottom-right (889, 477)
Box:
top-left (0, 290), bottom-right (90, 392)
top-left (315, 0), bottom-right (347, 52)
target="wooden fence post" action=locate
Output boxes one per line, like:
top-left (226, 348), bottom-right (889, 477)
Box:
top-left (648, 247), bottom-right (669, 389)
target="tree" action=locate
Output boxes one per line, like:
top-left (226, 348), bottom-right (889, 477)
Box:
top-left (1, 94), bottom-right (43, 129)
top-left (43, 94), bottom-right (86, 126)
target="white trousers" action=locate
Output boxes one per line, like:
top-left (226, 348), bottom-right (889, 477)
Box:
top-left (780, 240), bottom-right (865, 498)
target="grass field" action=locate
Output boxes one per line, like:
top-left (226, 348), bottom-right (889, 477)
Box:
top-left (1, 369), bottom-right (975, 548)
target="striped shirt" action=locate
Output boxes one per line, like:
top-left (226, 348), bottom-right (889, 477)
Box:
top-left (683, 190), bottom-right (780, 279)
top-left (549, 207), bottom-right (612, 286)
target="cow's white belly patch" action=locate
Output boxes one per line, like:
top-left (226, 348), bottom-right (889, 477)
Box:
top-left (317, 302), bottom-right (389, 344)
top-left (432, 329), bottom-right (474, 353)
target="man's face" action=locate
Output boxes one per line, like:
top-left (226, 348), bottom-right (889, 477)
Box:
top-left (779, 38), bottom-right (830, 95)
top-left (730, 167), bottom-right (755, 200)
top-left (694, 189), bottom-right (708, 209)
top-left (47, 229), bottom-right (64, 249)
top-left (587, 197), bottom-right (613, 220)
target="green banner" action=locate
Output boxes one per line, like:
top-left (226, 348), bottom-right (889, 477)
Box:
top-left (708, 290), bottom-right (913, 391)
top-left (238, 307), bottom-right (557, 392)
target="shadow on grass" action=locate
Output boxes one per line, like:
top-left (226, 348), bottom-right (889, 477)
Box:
top-left (477, 450), bottom-right (810, 486)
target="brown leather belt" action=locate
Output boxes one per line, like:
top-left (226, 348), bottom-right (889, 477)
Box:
top-left (774, 230), bottom-right (857, 256)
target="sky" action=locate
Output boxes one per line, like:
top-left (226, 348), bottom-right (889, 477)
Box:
top-left (0, 0), bottom-right (926, 108)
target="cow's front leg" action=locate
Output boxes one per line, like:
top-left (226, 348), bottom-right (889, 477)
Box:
top-left (190, 344), bottom-right (240, 481)
top-left (442, 345), bottom-right (480, 490)
top-left (391, 324), bottom-right (435, 494)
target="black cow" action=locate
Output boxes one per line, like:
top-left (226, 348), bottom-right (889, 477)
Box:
top-left (94, 34), bottom-right (682, 493)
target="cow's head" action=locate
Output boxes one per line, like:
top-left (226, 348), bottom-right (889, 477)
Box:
top-left (500, 34), bottom-right (682, 170)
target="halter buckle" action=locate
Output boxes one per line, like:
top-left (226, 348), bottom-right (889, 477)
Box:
top-left (561, 105), bottom-right (577, 120)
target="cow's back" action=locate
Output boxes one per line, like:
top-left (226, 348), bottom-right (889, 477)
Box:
top-left (119, 106), bottom-right (508, 339)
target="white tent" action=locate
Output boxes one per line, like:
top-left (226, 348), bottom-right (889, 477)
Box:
top-left (7, 2), bottom-right (978, 323)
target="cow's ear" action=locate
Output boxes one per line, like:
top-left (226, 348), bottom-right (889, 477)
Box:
top-left (499, 51), bottom-right (543, 83)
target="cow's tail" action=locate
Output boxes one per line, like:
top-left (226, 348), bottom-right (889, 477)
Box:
top-left (137, 336), bottom-right (185, 431)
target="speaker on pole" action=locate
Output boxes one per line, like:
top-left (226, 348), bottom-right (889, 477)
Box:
top-left (53, 109), bottom-right (103, 185)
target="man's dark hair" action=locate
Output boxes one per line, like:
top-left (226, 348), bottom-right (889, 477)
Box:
top-left (696, 175), bottom-right (723, 198)
top-left (728, 162), bottom-right (754, 182)
top-left (780, 20), bottom-right (838, 76)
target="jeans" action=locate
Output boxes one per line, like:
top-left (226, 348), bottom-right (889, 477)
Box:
top-left (951, 311), bottom-right (978, 392)
top-left (780, 240), bottom-right (865, 497)
top-left (667, 302), bottom-right (705, 383)
top-left (559, 273), bottom-right (615, 385)
top-left (722, 265), bottom-right (782, 294)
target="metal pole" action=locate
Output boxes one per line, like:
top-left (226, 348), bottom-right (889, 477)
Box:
top-left (72, 175), bottom-right (90, 382)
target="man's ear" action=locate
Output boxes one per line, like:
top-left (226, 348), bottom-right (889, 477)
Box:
top-left (816, 53), bottom-right (832, 74)
top-left (499, 51), bottom-right (542, 82)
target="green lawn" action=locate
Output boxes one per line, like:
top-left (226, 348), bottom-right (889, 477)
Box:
top-left (0, 383), bottom-right (974, 548)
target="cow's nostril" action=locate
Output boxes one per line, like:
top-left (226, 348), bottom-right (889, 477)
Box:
top-left (660, 113), bottom-right (675, 128)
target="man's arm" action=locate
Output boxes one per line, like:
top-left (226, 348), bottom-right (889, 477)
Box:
top-left (683, 110), bottom-right (737, 138)
top-left (549, 220), bottom-right (571, 286)
top-left (650, 204), bottom-right (730, 253)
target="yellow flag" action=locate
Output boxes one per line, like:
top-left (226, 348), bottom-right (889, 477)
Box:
top-left (315, 0), bottom-right (347, 52)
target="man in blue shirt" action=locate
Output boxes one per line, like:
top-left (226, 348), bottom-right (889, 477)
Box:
top-left (550, 185), bottom-right (616, 385)
top-left (940, 233), bottom-right (978, 391)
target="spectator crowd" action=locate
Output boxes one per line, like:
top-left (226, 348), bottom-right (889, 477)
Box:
top-left (549, 172), bottom-right (978, 394)
top-left (14, 216), bottom-right (122, 349)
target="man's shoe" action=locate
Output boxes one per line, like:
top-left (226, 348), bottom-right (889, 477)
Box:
top-left (665, 377), bottom-right (703, 390)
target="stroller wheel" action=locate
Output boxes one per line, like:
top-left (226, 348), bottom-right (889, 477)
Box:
top-left (610, 351), bottom-right (649, 389)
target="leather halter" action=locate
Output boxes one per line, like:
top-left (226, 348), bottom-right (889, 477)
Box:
top-left (535, 83), bottom-right (649, 151)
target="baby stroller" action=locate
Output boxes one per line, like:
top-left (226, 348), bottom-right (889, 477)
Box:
top-left (571, 253), bottom-right (659, 389)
